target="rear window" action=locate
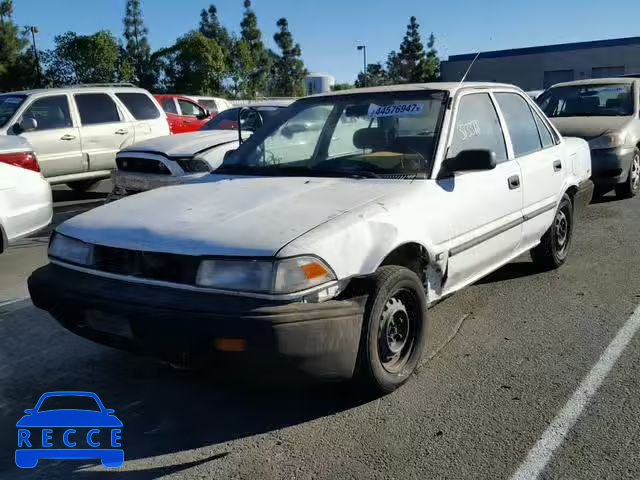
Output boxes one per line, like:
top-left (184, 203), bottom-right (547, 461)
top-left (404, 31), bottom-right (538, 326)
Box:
top-left (116, 92), bottom-right (161, 120)
top-left (75, 93), bottom-right (121, 125)
top-left (160, 97), bottom-right (178, 114)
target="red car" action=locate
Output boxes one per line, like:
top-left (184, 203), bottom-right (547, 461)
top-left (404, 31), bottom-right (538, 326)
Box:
top-left (154, 94), bottom-right (214, 134)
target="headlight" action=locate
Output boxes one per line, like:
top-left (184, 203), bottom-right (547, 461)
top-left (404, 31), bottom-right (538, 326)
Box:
top-left (48, 233), bottom-right (94, 266)
top-left (588, 133), bottom-right (627, 150)
top-left (196, 256), bottom-right (336, 294)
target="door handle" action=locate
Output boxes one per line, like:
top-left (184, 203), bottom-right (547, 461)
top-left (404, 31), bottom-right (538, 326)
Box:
top-left (508, 175), bottom-right (520, 190)
top-left (115, 129), bottom-right (129, 135)
top-left (183, 120), bottom-right (193, 124)
top-left (60, 134), bottom-right (76, 141)
top-left (553, 160), bottom-right (562, 172)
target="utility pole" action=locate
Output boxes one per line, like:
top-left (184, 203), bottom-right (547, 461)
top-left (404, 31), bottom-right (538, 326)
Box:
top-left (357, 44), bottom-right (367, 87)
top-left (28, 26), bottom-right (41, 85)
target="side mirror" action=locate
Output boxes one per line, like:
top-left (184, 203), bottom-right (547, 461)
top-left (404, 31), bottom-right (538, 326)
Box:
top-left (19, 117), bottom-right (38, 133)
top-left (104, 409), bottom-right (115, 414)
top-left (197, 111), bottom-right (209, 120)
top-left (24, 409), bottom-right (34, 414)
top-left (438, 149), bottom-right (496, 178)
top-left (237, 107), bottom-right (263, 144)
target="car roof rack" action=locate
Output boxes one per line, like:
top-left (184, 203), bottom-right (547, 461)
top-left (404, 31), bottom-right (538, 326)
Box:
top-left (74, 83), bottom-right (138, 88)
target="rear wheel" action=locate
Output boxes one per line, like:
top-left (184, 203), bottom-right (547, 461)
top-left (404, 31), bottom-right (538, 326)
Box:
top-left (615, 148), bottom-right (640, 199)
top-left (531, 194), bottom-right (574, 270)
top-left (67, 180), bottom-right (99, 192)
top-left (358, 266), bottom-right (427, 394)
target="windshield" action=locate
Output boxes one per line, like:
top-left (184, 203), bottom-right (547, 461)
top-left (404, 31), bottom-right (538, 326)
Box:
top-left (199, 107), bottom-right (282, 132)
top-left (537, 84), bottom-right (634, 117)
top-left (0, 94), bottom-right (27, 128)
top-left (37, 395), bottom-right (101, 412)
top-left (220, 91), bottom-right (446, 178)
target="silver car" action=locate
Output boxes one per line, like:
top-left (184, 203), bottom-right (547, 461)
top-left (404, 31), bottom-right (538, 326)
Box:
top-left (537, 78), bottom-right (640, 198)
top-left (0, 84), bottom-right (169, 192)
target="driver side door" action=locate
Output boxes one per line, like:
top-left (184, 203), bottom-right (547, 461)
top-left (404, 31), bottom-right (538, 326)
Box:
top-left (177, 99), bottom-right (209, 133)
top-left (440, 92), bottom-right (524, 292)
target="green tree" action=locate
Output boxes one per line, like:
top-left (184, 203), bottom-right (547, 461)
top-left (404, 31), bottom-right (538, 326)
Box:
top-left (332, 82), bottom-right (354, 91)
top-left (425, 33), bottom-right (440, 81)
top-left (387, 16), bottom-right (437, 83)
top-left (0, 0), bottom-right (39, 90)
top-left (232, 0), bottom-right (270, 98)
top-left (199, 4), bottom-right (232, 57)
top-left (123, 0), bottom-right (154, 88)
top-left (355, 63), bottom-right (390, 88)
top-left (270, 18), bottom-right (306, 97)
top-left (43, 31), bottom-right (133, 86)
top-left (154, 31), bottom-right (226, 95)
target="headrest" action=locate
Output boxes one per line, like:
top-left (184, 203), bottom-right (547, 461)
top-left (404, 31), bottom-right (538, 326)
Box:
top-left (353, 128), bottom-right (388, 150)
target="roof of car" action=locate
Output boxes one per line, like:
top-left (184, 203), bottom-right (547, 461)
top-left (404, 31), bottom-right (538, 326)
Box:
top-left (307, 82), bottom-right (520, 98)
top-left (3, 85), bottom-right (151, 96)
top-left (550, 77), bottom-right (638, 88)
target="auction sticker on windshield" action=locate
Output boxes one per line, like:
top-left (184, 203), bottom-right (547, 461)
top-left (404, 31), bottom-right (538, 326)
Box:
top-left (368, 103), bottom-right (424, 118)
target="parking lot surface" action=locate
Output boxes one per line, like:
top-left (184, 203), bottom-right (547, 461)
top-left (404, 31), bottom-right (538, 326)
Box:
top-left (1, 185), bottom-right (639, 479)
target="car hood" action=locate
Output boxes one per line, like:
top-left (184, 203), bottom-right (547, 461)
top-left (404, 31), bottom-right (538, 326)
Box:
top-left (16, 411), bottom-right (123, 427)
top-left (58, 176), bottom-right (409, 257)
top-left (121, 130), bottom-right (240, 157)
top-left (549, 116), bottom-right (632, 140)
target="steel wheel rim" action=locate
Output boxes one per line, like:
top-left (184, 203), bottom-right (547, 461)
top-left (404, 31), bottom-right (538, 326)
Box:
top-left (631, 154), bottom-right (640, 192)
top-left (554, 208), bottom-right (570, 256)
top-left (378, 289), bottom-right (418, 374)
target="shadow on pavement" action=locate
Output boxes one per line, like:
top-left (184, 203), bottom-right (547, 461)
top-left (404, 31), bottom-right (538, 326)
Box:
top-left (0, 309), bottom-right (374, 479)
top-left (477, 261), bottom-right (540, 285)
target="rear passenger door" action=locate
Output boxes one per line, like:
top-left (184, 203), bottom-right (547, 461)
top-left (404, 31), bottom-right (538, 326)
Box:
top-left (441, 92), bottom-right (523, 290)
top-left (494, 92), bottom-right (564, 248)
top-left (157, 96), bottom-right (181, 134)
top-left (73, 93), bottom-right (135, 172)
top-left (115, 92), bottom-right (167, 143)
top-left (15, 94), bottom-right (83, 178)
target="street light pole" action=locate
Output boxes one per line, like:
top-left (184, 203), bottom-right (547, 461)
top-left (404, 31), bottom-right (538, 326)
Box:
top-left (357, 44), bottom-right (367, 87)
top-left (28, 26), bottom-right (41, 86)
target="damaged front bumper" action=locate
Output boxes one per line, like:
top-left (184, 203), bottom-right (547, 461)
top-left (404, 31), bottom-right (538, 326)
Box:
top-left (28, 264), bottom-right (366, 381)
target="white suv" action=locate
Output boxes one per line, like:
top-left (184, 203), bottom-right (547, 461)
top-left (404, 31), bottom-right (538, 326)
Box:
top-left (0, 84), bottom-right (169, 191)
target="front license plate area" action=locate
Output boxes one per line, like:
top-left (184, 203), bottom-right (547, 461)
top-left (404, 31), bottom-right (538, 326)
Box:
top-left (85, 310), bottom-right (133, 339)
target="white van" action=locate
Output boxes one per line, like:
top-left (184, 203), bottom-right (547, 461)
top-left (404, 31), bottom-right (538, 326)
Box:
top-left (0, 84), bottom-right (169, 191)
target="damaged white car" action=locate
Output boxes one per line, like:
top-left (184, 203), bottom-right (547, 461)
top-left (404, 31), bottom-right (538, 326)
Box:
top-left (29, 83), bottom-right (593, 393)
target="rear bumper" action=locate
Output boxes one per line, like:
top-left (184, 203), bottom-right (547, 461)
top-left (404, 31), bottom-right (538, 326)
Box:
top-left (28, 264), bottom-right (365, 381)
top-left (590, 147), bottom-right (634, 186)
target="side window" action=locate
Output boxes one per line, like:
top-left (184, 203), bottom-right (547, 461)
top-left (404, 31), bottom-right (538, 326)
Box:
top-left (198, 99), bottom-right (218, 113)
top-left (115, 93), bottom-right (161, 120)
top-left (160, 98), bottom-right (178, 114)
top-left (494, 93), bottom-right (542, 157)
top-left (178, 100), bottom-right (205, 117)
top-left (74, 93), bottom-right (121, 125)
top-left (532, 110), bottom-right (555, 148)
top-left (449, 93), bottom-right (507, 163)
top-left (22, 95), bottom-right (72, 131)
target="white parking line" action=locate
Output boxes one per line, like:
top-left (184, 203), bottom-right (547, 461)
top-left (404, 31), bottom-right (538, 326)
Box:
top-left (510, 305), bottom-right (640, 480)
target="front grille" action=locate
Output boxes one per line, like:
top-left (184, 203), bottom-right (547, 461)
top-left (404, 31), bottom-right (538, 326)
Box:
top-left (92, 245), bottom-right (200, 284)
top-left (116, 157), bottom-right (171, 175)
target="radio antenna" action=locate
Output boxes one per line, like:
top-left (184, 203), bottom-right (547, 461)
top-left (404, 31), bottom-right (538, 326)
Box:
top-left (459, 52), bottom-right (481, 83)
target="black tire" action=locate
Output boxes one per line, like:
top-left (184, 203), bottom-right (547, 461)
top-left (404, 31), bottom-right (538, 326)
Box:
top-left (358, 266), bottom-right (427, 394)
top-left (67, 180), bottom-right (98, 192)
top-left (531, 194), bottom-right (574, 270)
top-left (615, 148), bottom-right (640, 199)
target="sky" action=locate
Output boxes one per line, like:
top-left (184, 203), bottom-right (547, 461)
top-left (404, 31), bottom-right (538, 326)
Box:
top-left (11, 0), bottom-right (640, 83)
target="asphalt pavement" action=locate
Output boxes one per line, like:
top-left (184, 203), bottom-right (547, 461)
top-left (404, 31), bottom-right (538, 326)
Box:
top-left (0, 183), bottom-right (639, 479)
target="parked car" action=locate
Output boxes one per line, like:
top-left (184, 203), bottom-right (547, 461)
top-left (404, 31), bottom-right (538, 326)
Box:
top-left (537, 77), bottom-right (640, 198)
top-left (29, 82), bottom-right (592, 393)
top-left (110, 103), bottom-right (288, 199)
top-left (0, 84), bottom-right (169, 191)
top-left (526, 90), bottom-right (544, 100)
top-left (154, 94), bottom-right (213, 134)
top-left (183, 95), bottom-right (233, 115)
top-left (0, 136), bottom-right (52, 253)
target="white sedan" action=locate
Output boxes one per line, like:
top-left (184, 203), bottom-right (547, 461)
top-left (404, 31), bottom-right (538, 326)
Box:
top-left (29, 82), bottom-right (592, 393)
top-left (0, 136), bottom-right (52, 253)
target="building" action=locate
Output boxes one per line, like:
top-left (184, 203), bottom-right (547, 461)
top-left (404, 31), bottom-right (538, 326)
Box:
top-left (305, 73), bottom-right (336, 95)
top-left (441, 37), bottom-right (640, 90)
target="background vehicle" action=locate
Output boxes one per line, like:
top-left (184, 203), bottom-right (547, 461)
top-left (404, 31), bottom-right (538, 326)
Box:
top-left (0, 84), bottom-right (169, 191)
top-left (154, 94), bottom-right (213, 134)
top-left (526, 90), bottom-right (544, 100)
top-left (537, 77), bottom-right (640, 198)
top-left (183, 95), bottom-right (233, 115)
top-left (0, 136), bottom-right (52, 253)
top-left (30, 83), bottom-right (592, 394)
top-left (111, 103), bottom-right (288, 198)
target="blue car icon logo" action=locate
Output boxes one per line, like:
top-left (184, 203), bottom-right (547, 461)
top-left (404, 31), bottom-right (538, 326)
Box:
top-left (15, 391), bottom-right (123, 468)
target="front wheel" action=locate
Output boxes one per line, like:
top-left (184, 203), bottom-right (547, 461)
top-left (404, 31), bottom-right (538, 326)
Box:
top-left (615, 148), bottom-right (640, 199)
top-left (358, 266), bottom-right (427, 394)
top-left (531, 194), bottom-right (574, 270)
